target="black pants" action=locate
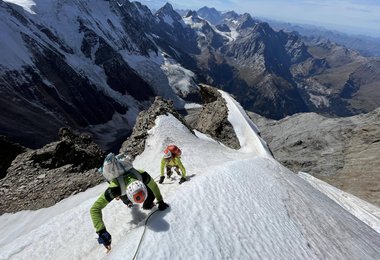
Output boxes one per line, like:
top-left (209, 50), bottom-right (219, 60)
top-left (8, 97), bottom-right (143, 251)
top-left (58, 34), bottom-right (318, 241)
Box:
top-left (142, 185), bottom-right (155, 208)
top-left (140, 171), bottom-right (155, 208)
top-left (166, 166), bottom-right (181, 176)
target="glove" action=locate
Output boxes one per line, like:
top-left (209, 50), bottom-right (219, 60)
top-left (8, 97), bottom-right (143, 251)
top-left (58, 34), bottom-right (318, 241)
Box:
top-left (157, 200), bottom-right (169, 211)
top-left (179, 177), bottom-right (187, 184)
top-left (126, 201), bottom-right (133, 208)
top-left (121, 195), bottom-right (133, 208)
top-left (97, 229), bottom-right (112, 248)
top-left (159, 176), bottom-right (165, 184)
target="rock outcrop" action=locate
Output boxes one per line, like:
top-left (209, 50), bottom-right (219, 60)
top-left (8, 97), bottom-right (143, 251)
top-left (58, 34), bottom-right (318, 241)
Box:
top-left (0, 128), bottom-right (105, 214)
top-left (189, 84), bottom-right (240, 149)
top-left (119, 96), bottom-right (193, 158)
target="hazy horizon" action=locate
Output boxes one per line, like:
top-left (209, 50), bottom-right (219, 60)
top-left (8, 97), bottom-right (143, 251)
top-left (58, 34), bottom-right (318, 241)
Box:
top-left (139, 0), bottom-right (380, 38)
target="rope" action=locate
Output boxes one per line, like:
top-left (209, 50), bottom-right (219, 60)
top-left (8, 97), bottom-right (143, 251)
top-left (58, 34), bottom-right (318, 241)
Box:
top-left (132, 209), bottom-right (159, 260)
top-left (131, 173), bottom-right (166, 259)
top-left (130, 173), bottom-right (164, 259)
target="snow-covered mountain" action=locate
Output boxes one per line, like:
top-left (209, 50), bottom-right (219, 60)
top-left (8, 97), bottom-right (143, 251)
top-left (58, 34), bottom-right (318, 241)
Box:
top-left (1, 90), bottom-right (379, 259)
top-left (0, 0), bottom-right (198, 149)
top-left (194, 6), bottom-right (380, 118)
top-left (1, 1), bottom-right (379, 151)
top-left (184, 9), bottom-right (311, 119)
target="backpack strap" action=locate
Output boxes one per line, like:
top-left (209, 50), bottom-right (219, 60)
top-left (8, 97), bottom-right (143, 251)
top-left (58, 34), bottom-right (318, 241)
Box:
top-left (117, 176), bottom-right (127, 196)
top-left (126, 168), bottom-right (143, 182)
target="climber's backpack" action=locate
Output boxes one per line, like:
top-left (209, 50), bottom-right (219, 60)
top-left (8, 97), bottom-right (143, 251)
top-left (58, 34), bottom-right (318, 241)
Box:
top-left (99, 153), bottom-right (142, 195)
top-left (166, 145), bottom-right (182, 158)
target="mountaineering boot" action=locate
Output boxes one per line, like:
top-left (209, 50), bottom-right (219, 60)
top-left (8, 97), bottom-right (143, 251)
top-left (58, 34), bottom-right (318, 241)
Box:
top-left (179, 177), bottom-right (186, 184)
top-left (159, 176), bottom-right (165, 184)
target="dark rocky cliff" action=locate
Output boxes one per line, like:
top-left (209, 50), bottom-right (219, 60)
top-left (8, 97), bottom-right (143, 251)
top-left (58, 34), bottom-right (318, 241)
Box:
top-left (0, 128), bottom-right (105, 214)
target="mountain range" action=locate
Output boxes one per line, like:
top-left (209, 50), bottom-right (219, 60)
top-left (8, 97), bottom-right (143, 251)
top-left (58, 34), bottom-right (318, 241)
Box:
top-left (264, 19), bottom-right (380, 57)
top-left (1, 1), bottom-right (379, 150)
top-left (194, 6), bottom-right (380, 117)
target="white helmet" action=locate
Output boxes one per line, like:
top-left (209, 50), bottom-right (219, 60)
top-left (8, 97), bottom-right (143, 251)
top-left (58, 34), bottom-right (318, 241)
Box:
top-left (126, 180), bottom-right (147, 204)
top-left (163, 149), bottom-right (172, 159)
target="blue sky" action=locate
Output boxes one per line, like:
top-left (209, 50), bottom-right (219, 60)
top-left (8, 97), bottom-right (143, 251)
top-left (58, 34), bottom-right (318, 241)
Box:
top-left (139, 0), bottom-right (380, 37)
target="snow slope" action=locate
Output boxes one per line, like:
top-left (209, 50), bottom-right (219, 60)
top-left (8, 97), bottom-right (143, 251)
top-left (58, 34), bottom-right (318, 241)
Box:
top-left (299, 171), bottom-right (380, 233)
top-left (1, 92), bottom-right (380, 259)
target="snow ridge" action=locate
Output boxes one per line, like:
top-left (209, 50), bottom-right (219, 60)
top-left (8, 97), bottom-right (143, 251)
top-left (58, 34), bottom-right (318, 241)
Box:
top-left (1, 92), bottom-right (380, 259)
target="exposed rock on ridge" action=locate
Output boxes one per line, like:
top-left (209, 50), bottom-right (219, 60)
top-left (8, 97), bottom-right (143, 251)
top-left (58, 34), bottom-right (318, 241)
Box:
top-left (191, 84), bottom-right (240, 149)
top-left (119, 96), bottom-right (194, 158)
top-left (0, 128), bottom-right (105, 214)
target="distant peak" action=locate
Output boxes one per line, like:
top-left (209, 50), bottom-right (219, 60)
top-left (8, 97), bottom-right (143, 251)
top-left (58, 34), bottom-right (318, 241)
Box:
top-left (198, 6), bottom-right (218, 12)
top-left (156, 2), bottom-right (182, 21)
top-left (241, 13), bottom-right (252, 20)
top-left (256, 22), bottom-right (271, 30)
top-left (185, 10), bottom-right (198, 18)
top-left (223, 11), bottom-right (239, 19)
top-left (251, 22), bottom-right (275, 36)
top-left (162, 2), bottom-right (174, 11)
